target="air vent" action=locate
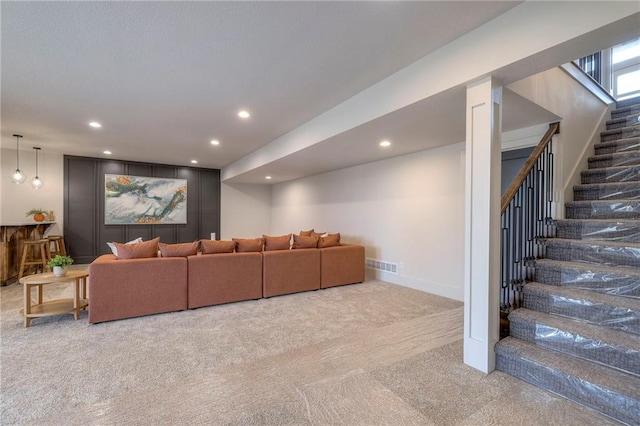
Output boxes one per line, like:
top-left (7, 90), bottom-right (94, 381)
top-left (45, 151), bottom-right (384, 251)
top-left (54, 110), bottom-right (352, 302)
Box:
top-left (366, 258), bottom-right (398, 274)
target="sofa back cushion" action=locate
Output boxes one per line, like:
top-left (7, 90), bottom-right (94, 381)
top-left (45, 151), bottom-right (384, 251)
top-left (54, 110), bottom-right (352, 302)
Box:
top-left (159, 241), bottom-right (199, 257)
top-left (318, 233), bottom-right (341, 248)
top-left (200, 239), bottom-right (236, 254)
top-left (263, 234), bottom-right (291, 251)
top-left (292, 234), bottom-right (318, 249)
top-left (114, 237), bottom-right (160, 259)
top-left (232, 238), bottom-right (264, 252)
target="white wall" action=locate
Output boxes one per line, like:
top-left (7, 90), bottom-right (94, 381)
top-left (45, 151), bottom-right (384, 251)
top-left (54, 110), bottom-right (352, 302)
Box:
top-left (507, 68), bottom-right (611, 210)
top-left (1, 148), bottom-right (64, 235)
top-left (220, 182), bottom-right (272, 240)
top-left (271, 142), bottom-right (466, 301)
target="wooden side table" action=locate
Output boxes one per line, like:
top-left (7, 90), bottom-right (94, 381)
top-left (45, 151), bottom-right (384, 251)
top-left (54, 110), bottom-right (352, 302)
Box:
top-left (19, 269), bottom-right (89, 327)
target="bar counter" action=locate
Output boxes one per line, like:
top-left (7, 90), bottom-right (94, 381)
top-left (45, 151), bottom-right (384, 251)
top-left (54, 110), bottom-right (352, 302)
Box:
top-left (1, 222), bottom-right (56, 286)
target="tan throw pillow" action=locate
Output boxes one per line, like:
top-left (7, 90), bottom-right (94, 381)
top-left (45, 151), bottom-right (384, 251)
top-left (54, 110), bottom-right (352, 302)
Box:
top-left (114, 237), bottom-right (160, 259)
top-left (299, 229), bottom-right (314, 237)
top-left (263, 234), bottom-right (291, 251)
top-left (318, 233), bottom-right (341, 248)
top-left (292, 234), bottom-right (318, 249)
top-left (201, 239), bottom-right (236, 254)
top-left (232, 238), bottom-right (264, 253)
top-left (159, 241), bottom-right (198, 257)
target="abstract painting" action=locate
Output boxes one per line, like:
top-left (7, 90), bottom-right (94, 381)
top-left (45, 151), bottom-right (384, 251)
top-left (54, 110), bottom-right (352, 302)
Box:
top-left (105, 174), bottom-right (187, 224)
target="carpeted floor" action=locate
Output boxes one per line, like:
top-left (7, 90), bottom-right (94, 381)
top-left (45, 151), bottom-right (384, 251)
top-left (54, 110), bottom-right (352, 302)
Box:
top-left (0, 277), bottom-right (617, 425)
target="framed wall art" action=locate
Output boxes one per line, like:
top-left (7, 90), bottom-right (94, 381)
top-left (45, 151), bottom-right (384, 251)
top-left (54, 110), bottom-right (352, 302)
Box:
top-left (104, 174), bottom-right (187, 225)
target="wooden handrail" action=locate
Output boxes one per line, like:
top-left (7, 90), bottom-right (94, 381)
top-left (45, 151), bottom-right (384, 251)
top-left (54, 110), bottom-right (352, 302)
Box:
top-left (500, 122), bottom-right (560, 214)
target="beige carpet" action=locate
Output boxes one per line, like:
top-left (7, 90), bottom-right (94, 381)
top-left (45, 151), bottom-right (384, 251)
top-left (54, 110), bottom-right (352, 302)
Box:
top-left (1, 277), bottom-right (616, 425)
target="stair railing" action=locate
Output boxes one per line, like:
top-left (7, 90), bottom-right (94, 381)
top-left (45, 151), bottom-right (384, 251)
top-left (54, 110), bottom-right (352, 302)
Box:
top-left (500, 122), bottom-right (560, 335)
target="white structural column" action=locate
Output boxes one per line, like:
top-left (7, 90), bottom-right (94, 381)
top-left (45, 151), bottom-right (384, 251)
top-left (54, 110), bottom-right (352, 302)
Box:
top-left (464, 77), bottom-right (502, 373)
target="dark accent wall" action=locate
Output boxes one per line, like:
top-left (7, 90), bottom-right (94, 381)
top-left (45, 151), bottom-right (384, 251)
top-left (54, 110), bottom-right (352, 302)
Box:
top-left (64, 155), bottom-right (220, 264)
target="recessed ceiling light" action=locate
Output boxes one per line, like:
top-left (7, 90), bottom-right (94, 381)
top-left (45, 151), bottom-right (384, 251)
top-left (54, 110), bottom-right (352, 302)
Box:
top-left (89, 121), bottom-right (102, 128)
top-left (103, 150), bottom-right (112, 155)
top-left (265, 176), bottom-right (272, 180)
top-left (238, 110), bottom-right (250, 119)
top-left (210, 139), bottom-right (220, 145)
top-left (380, 140), bottom-right (391, 147)
top-left (190, 160), bottom-right (198, 164)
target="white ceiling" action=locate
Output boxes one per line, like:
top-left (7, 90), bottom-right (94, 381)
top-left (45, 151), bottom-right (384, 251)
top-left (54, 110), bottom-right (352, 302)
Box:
top-left (2, 1), bottom-right (528, 181)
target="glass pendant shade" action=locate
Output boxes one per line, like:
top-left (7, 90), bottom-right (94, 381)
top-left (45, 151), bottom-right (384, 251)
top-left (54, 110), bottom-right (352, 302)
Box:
top-left (31, 147), bottom-right (44, 189)
top-left (11, 169), bottom-right (26, 184)
top-left (10, 134), bottom-right (26, 184)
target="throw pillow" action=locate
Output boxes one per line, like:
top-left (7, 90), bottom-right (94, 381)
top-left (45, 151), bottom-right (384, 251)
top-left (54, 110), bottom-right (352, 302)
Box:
top-left (201, 239), bottom-right (236, 254)
top-left (114, 237), bottom-right (160, 260)
top-left (292, 234), bottom-right (318, 249)
top-left (107, 237), bottom-right (142, 256)
top-left (299, 229), bottom-right (314, 237)
top-left (318, 233), bottom-right (341, 248)
top-left (232, 237), bottom-right (264, 253)
top-left (263, 234), bottom-right (291, 251)
top-left (159, 241), bottom-right (198, 257)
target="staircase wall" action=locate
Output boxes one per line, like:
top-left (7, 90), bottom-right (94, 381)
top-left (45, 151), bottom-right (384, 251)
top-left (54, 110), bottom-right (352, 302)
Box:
top-left (507, 67), bottom-right (614, 215)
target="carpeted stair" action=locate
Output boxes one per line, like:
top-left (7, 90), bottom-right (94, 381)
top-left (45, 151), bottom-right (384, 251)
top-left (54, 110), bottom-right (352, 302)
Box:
top-left (496, 96), bottom-right (640, 424)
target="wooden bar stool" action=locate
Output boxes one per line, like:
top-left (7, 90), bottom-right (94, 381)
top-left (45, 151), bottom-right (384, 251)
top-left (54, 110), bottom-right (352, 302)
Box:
top-left (47, 235), bottom-right (67, 258)
top-left (18, 239), bottom-right (50, 280)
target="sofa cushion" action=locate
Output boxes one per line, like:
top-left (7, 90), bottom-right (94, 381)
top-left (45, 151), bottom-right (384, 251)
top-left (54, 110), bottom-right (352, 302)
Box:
top-left (159, 241), bottom-right (198, 257)
top-left (299, 229), bottom-right (314, 237)
top-left (318, 233), bottom-right (341, 248)
top-left (292, 234), bottom-right (318, 249)
top-left (200, 239), bottom-right (236, 254)
top-left (107, 237), bottom-right (142, 256)
top-left (233, 238), bottom-right (264, 252)
top-left (263, 234), bottom-right (291, 251)
top-left (114, 237), bottom-right (160, 259)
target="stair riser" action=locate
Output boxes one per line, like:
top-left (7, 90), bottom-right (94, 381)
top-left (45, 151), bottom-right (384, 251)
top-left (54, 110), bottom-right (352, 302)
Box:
top-left (588, 155), bottom-right (640, 169)
top-left (606, 115), bottom-right (640, 130)
top-left (581, 167), bottom-right (640, 184)
top-left (556, 222), bottom-right (640, 243)
top-left (495, 349), bottom-right (640, 425)
top-left (566, 202), bottom-right (640, 220)
top-left (594, 139), bottom-right (640, 155)
top-left (611, 105), bottom-right (640, 120)
top-left (545, 244), bottom-right (640, 268)
top-left (534, 265), bottom-right (640, 298)
top-left (573, 186), bottom-right (640, 201)
top-left (509, 315), bottom-right (640, 375)
top-left (615, 97), bottom-right (640, 109)
top-left (523, 291), bottom-right (640, 336)
top-left (601, 127), bottom-right (640, 142)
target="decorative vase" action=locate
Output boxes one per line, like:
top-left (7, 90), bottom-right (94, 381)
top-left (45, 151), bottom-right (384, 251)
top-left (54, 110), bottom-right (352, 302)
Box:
top-left (53, 266), bottom-right (67, 277)
top-left (33, 213), bottom-right (45, 222)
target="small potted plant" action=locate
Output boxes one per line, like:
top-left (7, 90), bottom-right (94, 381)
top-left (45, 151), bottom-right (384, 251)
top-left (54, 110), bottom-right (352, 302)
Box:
top-left (47, 255), bottom-right (74, 277)
top-left (26, 209), bottom-right (48, 222)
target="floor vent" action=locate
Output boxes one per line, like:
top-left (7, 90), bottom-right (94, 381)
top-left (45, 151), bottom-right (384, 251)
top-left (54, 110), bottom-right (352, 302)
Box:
top-left (366, 258), bottom-right (398, 274)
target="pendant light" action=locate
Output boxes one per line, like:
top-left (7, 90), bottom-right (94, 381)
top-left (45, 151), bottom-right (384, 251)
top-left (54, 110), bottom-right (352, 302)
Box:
top-left (31, 147), bottom-right (44, 189)
top-left (10, 134), bottom-right (26, 184)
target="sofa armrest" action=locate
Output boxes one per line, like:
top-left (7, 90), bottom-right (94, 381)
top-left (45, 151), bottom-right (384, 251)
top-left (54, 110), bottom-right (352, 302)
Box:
top-left (320, 244), bottom-right (365, 288)
top-left (88, 254), bottom-right (188, 323)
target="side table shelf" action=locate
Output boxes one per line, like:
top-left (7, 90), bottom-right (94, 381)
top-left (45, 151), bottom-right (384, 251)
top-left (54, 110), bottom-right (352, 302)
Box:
top-left (19, 269), bottom-right (89, 327)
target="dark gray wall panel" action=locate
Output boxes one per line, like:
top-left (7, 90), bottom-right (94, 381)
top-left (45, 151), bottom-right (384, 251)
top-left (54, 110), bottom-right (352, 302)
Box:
top-left (64, 155), bottom-right (220, 264)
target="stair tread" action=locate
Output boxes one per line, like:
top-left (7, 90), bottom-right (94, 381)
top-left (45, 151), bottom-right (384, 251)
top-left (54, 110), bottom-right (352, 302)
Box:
top-left (566, 199), bottom-right (640, 206)
top-left (536, 258), bottom-right (640, 276)
top-left (582, 165), bottom-right (640, 174)
top-left (601, 124), bottom-right (640, 136)
top-left (574, 181), bottom-right (640, 189)
top-left (510, 308), bottom-right (640, 354)
top-left (594, 136), bottom-right (640, 148)
top-left (546, 237), bottom-right (640, 250)
top-left (496, 337), bottom-right (640, 399)
top-left (525, 281), bottom-right (640, 313)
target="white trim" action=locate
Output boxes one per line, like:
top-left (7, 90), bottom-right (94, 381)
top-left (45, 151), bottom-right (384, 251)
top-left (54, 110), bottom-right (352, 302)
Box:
top-left (560, 62), bottom-right (616, 105)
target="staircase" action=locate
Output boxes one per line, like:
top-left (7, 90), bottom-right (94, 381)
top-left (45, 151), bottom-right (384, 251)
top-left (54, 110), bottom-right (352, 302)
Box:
top-left (495, 96), bottom-right (640, 425)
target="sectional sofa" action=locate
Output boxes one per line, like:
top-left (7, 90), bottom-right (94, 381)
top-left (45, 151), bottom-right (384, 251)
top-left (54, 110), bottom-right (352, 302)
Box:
top-left (88, 237), bottom-right (365, 323)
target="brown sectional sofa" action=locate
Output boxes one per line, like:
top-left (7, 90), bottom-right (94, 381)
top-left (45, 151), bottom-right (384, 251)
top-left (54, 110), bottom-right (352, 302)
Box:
top-left (88, 243), bottom-right (364, 323)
